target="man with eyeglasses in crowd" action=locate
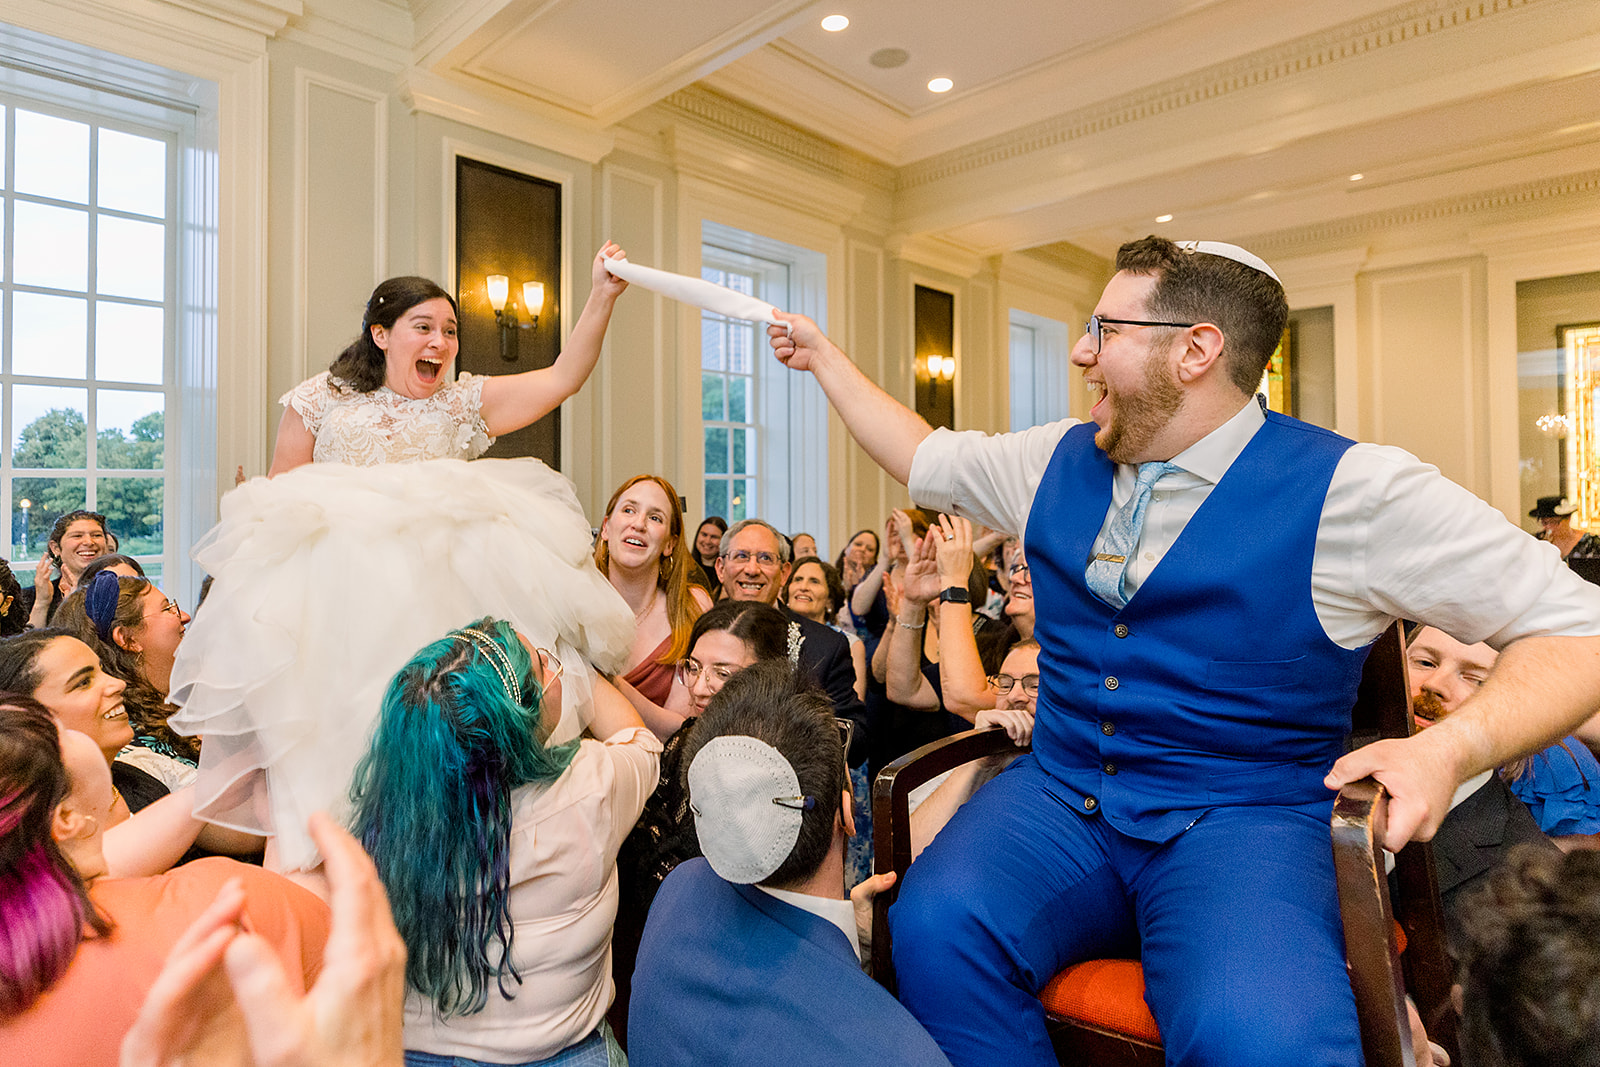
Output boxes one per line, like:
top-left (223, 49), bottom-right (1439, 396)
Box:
top-left (714, 518), bottom-right (868, 765)
top-left (766, 235), bottom-right (1600, 1066)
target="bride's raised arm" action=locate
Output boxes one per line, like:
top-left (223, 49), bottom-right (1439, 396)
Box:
top-left (478, 240), bottom-right (629, 437)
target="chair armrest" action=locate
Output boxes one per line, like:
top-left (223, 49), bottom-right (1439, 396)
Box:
top-left (1331, 778), bottom-right (1416, 1067)
top-left (869, 727), bottom-right (1028, 988)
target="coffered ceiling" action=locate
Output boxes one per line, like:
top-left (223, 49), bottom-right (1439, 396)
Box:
top-left (310, 0), bottom-right (1600, 260)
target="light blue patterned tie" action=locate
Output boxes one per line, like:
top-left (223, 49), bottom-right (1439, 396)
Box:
top-left (1086, 461), bottom-right (1182, 609)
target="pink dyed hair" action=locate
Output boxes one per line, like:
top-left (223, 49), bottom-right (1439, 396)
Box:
top-left (0, 696), bottom-right (112, 1018)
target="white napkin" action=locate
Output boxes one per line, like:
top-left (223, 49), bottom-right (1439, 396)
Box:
top-left (603, 255), bottom-right (789, 331)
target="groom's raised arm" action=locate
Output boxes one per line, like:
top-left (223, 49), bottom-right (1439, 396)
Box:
top-left (769, 312), bottom-right (932, 486)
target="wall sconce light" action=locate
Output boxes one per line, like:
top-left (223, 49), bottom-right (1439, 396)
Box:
top-left (486, 274), bottom-right (546, 362)
top-left (926, 354), bottom-right (955, 382)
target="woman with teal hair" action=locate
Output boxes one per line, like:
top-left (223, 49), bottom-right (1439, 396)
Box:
top-left (350, 617), bottom-right (660, 1066)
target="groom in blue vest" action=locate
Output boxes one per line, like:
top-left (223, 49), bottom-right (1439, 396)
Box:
top-left (768, 236), bottom-right (1600, 1066)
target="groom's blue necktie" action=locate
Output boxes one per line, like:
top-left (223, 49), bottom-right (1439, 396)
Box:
top-left (1085, 461), bottom-right (1182, 610)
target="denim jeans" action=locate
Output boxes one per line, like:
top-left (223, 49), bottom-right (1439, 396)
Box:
top-left (404, 1024), bottom-right (616, 1067)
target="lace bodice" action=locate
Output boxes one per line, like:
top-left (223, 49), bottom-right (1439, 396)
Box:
top-left (281, 371), bottom-right (495, 465)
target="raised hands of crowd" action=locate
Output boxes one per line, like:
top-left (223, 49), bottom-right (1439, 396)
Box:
top-left (120, 812), bottom-right (406, 1067)
top-left (932, 515), bottom-right (976, 593)
top-left (899, 516), bottom-right (944, 609)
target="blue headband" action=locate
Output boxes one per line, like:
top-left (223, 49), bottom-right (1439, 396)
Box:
top-left (85, 571), bottom-right (123, 643)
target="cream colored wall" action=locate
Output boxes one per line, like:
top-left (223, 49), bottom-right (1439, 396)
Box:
top-left (1269, 203), bottom-right (1600, 519)
top-left (1356, 259), bottom-right (1490, 493)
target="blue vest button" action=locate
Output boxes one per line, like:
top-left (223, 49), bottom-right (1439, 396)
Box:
top-left (1103, 763), bottom-right (1117, 775)
top-left (1104, 676), bottom-right (1119, 690)
top-left (1114, 624), bottom-right (1130, 638)
top-left (1083, 795), bottom-right (1098, 811)
top-left (1101, 721), bottom-right (1115, 736)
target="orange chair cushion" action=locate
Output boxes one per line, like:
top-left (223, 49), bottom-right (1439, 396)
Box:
top-left (1038, 959), bottom-right (1161, 1044)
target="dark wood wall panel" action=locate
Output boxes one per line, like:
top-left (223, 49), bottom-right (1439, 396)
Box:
top-left (455, 158), bottom-right (561, 467)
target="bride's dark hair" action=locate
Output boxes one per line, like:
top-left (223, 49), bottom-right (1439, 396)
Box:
top-left (329, 276), bottom-right (457, 393)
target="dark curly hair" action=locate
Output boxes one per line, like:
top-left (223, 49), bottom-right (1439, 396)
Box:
top-left (1114, 235), bottom-right (1288, 395)
top-left (328, 276), bottom-right (457, 393)
top-left (1456, 845), bottom-right (1600, 1067)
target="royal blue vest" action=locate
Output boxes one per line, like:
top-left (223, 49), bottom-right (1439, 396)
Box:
top-left (1025, 412), bottom-right (1371, 842)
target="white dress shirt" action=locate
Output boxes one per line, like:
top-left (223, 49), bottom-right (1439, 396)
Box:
top-left (909, 399), bottom-right (1600, 649)
top-left (756, 884), bottom-right (863, 962)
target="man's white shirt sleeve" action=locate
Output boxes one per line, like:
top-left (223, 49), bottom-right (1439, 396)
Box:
top-left (906, 413), bottom-right (1600, 649)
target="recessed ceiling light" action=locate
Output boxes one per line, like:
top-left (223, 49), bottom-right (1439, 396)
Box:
top-left (1349, 173), bottom-right (1365, 182)
top-left (821, 14), bottom-right (849, 31)
top-left (928, 77), bottom-right (953, 93)
top-left (1155, 214), bottom-right (1173, 224)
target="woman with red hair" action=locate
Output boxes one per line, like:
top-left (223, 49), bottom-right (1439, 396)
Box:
top-left (594, 474), bottom-right (713, 738)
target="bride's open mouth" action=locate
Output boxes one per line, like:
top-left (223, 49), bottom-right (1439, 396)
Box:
top-left (416, 357), bottom-right (444, 384)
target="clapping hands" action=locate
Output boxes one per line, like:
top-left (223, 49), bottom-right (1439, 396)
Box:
top-left (120, 813), bottom-right (407, 1067)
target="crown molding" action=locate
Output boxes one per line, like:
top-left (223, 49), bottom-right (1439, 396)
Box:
top-left (165, 0), bottom-right (302, 38)
top-left (5, 0), bottom-right (286, 62)
top-left (886, 233), bottom-right (987, 280)
top-left (895, 0), bottom-right (1541, 192)
top-left (1246, 167), bottom-right (1600, 255)
top-left (667, 122), bottom-right (871, 229)
top-left (399, 68), bottom-right (614, 162)
top-left (662, 85), bottom-right (894, 194)
top-left (277, 0), bottom-right (411, 71)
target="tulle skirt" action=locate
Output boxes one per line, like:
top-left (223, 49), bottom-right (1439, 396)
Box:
top-left (168, 458), bottom-right (633, 870)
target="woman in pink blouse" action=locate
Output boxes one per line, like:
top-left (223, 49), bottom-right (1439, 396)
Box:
top-left (349, 618), bottom-right (660, 1067)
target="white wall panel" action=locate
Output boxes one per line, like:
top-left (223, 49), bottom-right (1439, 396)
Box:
top-left (1361, 261), bottom-right (1485, 494)
top-left (293, 71), bottom-right (387, 385)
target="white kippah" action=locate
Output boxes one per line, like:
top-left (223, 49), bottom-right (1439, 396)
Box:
top-left (688, 735), bottom-right (806, 884)
top-left (1175, 241), bottom-right (1281, 284)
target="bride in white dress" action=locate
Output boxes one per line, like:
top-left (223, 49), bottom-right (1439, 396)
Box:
top-left (170, 243), bottom-right (635, 870)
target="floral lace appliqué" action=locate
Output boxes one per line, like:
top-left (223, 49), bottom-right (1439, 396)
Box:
top-left (282, 371), bottom-right (496, 466)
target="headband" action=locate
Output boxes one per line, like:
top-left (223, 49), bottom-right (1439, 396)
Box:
top-left (451, 626), bottom-right (521, 705)
top-left (85, 571), bottom-right (124, 644)
top-left (1175, 240), bottom-right (1281, 284)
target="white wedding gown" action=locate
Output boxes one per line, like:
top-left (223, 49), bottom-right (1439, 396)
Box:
top-left (169, 374), bottom-right (632, 870)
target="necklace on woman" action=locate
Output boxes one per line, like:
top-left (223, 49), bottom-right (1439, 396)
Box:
top-left (633, 584), bottom-right (659, 624)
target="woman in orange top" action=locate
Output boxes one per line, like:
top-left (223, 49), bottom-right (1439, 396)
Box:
top-left (0, 698), bottom-right (329, 1066)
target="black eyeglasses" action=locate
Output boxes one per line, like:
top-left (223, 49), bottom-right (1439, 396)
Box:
top-left (988, 673), bottom-right (1040, 697)
top-left (1085, 315), bottom-right (1197, 355)
top-left (767, 719), bottom-right (856, 813)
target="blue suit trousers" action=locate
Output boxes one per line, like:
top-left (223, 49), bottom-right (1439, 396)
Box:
top-left (889, 755), bottom-right (1363, 1067)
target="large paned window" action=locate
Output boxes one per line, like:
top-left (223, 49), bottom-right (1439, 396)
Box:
top-left (1, 26), bottom-right (216, 593)
top-left (1009, 309), bottom-right (1071, 431)
top-left (697, 224), bottom-right (829, 540)
top-left (3, 103), bottom-right (174, 579)
top-left (700, 252), bottom-right (779, 524)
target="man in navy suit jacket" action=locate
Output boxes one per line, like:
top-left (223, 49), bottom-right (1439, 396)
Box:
top-left (627, 662), bottom-right (948, 1067)
top-left (713, 518), bottom-right (868, 765)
